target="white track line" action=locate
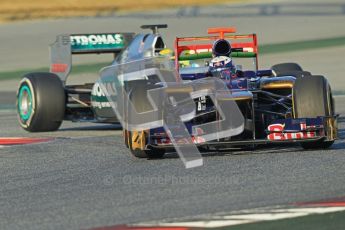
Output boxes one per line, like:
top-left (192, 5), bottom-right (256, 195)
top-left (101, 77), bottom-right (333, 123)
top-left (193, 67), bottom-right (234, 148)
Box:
top-left (138, 206), bottom-right (345, 228)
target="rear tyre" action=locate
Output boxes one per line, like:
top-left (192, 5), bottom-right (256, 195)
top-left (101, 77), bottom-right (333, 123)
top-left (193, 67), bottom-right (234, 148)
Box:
top-left (126, 80), bottom-right (165, 159)
top-left (271, 62), bottom-right (311, 78)
top-left (292, 75), bottom-right (334, 149)
top-left (271, 62), bottom-right (303, 75)
top-left (17, 72), bottom-right (65, 132)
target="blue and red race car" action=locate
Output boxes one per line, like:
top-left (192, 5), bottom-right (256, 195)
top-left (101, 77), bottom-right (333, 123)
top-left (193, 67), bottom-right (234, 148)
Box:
top-left (122, 26), bottom-right (338, 158)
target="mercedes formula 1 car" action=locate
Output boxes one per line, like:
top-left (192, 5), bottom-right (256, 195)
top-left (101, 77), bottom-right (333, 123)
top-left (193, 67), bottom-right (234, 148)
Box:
top-left (16, 25), bottom-right (338, 159)
top-left (16, 25), bottom-right (165, 131)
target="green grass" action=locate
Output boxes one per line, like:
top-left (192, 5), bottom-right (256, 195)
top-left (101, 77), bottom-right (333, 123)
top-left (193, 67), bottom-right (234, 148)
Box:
top-left (260, 36), bottom-right (345, 54)
top-left (333, 90), bottom-right (345, 96)
top-left (1, 36), bottom-right (345, 81)
top-left (0, 62), bottom-right (109, 81)
top-left (0, 67), bottom-right (48, 81)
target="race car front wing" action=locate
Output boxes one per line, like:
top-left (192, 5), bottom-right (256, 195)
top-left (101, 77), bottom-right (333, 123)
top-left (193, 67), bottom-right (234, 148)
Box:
top-left (147, 116), bottom-right (338, 150)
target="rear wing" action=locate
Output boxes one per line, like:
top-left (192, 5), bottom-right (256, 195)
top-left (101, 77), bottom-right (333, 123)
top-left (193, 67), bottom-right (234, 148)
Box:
top-left (50, 33), bottom-right (134, 83)
top-left (174, 27), bottom-right (258, 71)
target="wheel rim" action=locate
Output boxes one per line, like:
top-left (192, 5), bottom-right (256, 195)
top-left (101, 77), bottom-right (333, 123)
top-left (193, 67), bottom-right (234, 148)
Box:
top-left (18, 85), bottom-right (33, 121)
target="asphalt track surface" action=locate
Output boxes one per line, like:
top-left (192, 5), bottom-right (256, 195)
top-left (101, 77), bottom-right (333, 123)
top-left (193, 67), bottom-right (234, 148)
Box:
top-left (0, 0), bottom-right (345, 229)
top-left (0, 98), bottom-right (344, 230)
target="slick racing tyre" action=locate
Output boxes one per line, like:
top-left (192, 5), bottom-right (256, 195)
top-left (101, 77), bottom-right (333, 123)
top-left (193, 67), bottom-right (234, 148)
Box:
top-left (125, 80), bottom-right (165, 159)
top-left (271, 62), bottom-right (303, 75)
top-left (292, 75), bottom-right (335, 149)
top-left (271, 62), bottom-right (311, 78)
top-left (17, 72), bottom-right (65, 132)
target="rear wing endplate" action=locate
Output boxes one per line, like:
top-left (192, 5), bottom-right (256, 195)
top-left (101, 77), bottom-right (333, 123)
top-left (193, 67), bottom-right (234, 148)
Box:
top-left (49, 33), bottom-right (134, 83)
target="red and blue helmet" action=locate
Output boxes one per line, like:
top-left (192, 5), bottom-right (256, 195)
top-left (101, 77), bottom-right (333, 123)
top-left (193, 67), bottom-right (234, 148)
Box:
top-left (209, 56), bottom-right (233, 68)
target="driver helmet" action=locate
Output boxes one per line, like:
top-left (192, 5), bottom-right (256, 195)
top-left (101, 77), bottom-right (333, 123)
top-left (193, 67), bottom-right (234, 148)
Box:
top-left (208, 56), bottom-right (236, 79)
top-left (209, 56), bottom-right (233, 69)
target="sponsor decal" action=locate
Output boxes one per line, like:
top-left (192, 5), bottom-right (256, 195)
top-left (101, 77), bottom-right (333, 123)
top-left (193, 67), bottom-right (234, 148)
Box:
top-left (91, 82), bottom-right (111, 109)
top-left (51, 63), bottom-right (68, 73)
top-left (267, 123), bottom-right (316, 141)
top-left (154, 136), bottom-right (205, 145)
top-left (243, 47), bottom-right (254, 52)
top-left (196, 96), bottom-right (207, 111)
top-left (180, 48), bottom-right (212, 56)
top-left (91, 101), bottom-right (112, 109)
top-left (70, 34), bottom-right (125, 51)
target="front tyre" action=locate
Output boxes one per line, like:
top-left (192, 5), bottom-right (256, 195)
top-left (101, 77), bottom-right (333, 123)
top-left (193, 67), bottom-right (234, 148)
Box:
top-left (17, 73), bottom-right (65, 132)
top-left (292, 75), bottom-right (335, 149)
top-left (124, 80), bottom-right (165, 159)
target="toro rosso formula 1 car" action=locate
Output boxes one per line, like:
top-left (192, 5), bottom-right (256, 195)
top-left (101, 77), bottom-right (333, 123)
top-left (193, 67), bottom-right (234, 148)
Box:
top-left (16, 25), bottom-right (338, 159)
top-left (119, 26), bottom-right (338, 158)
